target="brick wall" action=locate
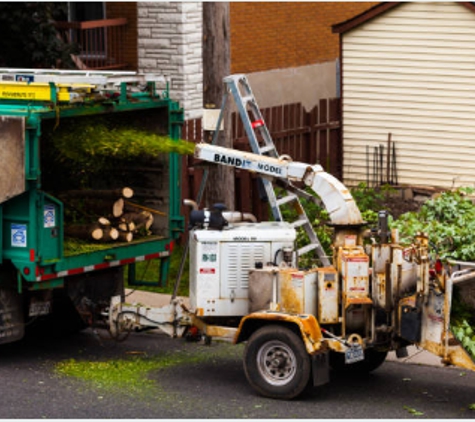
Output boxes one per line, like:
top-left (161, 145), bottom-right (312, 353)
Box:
top-left (230, 2), bottom-right (378, 73)
top-left (106, 2), bottom-right (138, 70)
top-left (137, 2), bottom-right (203, 120)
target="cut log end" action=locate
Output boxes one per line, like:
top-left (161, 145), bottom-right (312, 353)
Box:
top-left (113, 198), bottom-right (125, 218)
top-left (103, 227), bottom-right (119, 242)
top-left (98, 217), bottom-right (111, 226)
top-left (65, 224), bottom-right (104, 241)
top-left (122, 187), bottom-right (134, 199)
top-left (118, 232), bottom-right (134, 243)
top-left (91, 227), bottom-right (103, 241)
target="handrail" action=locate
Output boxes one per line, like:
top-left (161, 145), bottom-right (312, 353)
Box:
top-left (55, 18), bottom-right (128, 70)
top-left (55, 18), bottom-right (127, 30)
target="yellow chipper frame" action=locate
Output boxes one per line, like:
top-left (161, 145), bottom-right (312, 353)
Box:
top-left (109, 75), bottom-right (475, 400)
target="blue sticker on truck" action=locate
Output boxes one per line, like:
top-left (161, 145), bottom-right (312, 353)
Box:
top-left (44, 204), bottom-right (55, 228)
top-left (11, 224), bottom-right (27, 247)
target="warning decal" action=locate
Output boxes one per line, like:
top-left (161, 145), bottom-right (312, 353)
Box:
top-left (11, 224), bottom-right (27, 247)
top-left (44, 204), bottom-right (55, 228)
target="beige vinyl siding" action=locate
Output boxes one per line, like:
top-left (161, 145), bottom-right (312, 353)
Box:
top-left (342, 2), bottom-right (475, 188)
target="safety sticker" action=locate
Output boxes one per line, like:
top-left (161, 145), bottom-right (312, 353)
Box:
top-left (200, 268), bottom-right (216, 274)
top-left (202, 253), bottom-right (217, 262)
top-left (11, 224), bottom-right (27, 247)
top-left (44, 204), bottom-right (55, 228)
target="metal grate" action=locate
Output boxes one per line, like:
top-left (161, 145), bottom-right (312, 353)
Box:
top-left (224, 243), bottom-right (266, 291)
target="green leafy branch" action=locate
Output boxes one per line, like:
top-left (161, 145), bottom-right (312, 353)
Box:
top-left (52, 123), bottom-right (195, 169)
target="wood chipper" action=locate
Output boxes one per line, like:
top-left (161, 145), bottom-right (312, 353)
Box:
top-left (108, 75), bottom-right (475, 400)
top-left (0, 68), bottom-right (184, 344)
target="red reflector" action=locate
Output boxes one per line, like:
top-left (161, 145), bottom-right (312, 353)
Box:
top-left (435, 260), bottom-right (443, 274)
top-left (30, 249), bottom-right (35, 262)
top-left (251, 119), bottom-right (264, 128)
top-left (23, 267), bottom-right (30, 275)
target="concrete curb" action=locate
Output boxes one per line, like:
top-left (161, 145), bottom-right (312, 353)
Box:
top-left (387, 346), bottom-right (445, 368)
top-left (125, 289), bottom-right (189, 308)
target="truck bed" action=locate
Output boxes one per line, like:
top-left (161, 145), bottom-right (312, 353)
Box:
top-left (33, 234), bottom-right (172, 284)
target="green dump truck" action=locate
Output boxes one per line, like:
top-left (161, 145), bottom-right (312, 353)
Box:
top-left (0, 68), bottom-right (184, 344)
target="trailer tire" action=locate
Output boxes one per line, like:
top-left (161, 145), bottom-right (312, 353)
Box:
top-left (243, 325), bottom-right (311, 400)
top-left (329, 348), bottom-right (388, 373)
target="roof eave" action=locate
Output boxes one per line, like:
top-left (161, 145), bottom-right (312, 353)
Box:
top-left (333, 1), bottom-right (475, 34)
top-left (332, 2), bottom-right (401, 34)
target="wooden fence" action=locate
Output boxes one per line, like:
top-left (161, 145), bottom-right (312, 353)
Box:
top-left (181, 99), bottom-right (342, 222)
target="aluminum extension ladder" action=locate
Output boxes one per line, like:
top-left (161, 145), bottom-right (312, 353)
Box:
top-left (215, 74), bottom-right (330, 266)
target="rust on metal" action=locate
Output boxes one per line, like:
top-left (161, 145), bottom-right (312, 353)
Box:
top-left (326, 339), bottom-right (345, 352)
top-left (279, 269), bottom-right (305, 314)
top-left (317, 267), bottom-right (340, 324)
top-left (345, 296), bottom-right (373, 308)
top-left (235, 311), bottom-right (324, 354)
top-left (418, 339), bottom-right (475, 371)
top-left (190, 315), bottom-right (238, 341)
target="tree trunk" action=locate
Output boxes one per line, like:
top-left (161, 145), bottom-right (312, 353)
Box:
top-left (65, 224), bottom-right (103, 241)
top-left (59, 198), bottom-right (124, 219)
top-left (121, 211), bottom-right (154, 233)
top-left (202, 2), bottom-right (234, 211)
top-left (102, 226), bottom-right (119, 242)
top-left (118, 231), bottom-right (133, 243)
top-left (59, 187), bottom-right (134, 200)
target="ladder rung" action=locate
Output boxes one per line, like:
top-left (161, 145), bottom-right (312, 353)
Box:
top-left (276, 195), bottom-right (297, 206)
top-left (259, 145), bottom-right (276, 154)
top-left (241, 95), bottom-right (254, 105)
top-left (298, 243), bottom-right (321, 256)
top-left (290, 219), bottom-right (309, 229)
top-left (224, 74), bottom-right (329, 266)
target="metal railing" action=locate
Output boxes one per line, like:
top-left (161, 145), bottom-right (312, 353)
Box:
top-left (55, 18), bottom-right (128, 70)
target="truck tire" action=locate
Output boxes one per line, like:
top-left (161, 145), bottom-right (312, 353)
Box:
top-left (243, 325), bottom-right (311, 400)
top-left (0, 287), bottom-right (24, 345)
top-left (329, 348), bottom-right (388, 373)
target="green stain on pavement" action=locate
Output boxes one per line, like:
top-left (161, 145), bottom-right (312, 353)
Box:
top-left (55, 353), bottom-right (204, 395)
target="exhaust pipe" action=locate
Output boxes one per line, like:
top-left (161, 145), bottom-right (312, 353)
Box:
top-left (222, 211), bottom-right (257, 223)
top-left (183, 199), bottom-right (198, 211)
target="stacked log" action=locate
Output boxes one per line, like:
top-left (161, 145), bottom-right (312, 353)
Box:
top-left (61, 187), bottom-right (159, 243)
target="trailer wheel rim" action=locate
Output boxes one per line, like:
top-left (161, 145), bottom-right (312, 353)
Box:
top-left (256, 339), bottom-right (297, 386)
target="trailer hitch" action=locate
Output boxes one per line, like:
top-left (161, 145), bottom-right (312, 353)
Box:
top-left (108, 295), bottom-right (191, 339)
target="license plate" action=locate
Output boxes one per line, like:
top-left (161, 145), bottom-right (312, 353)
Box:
top-left (345, 345), bottom-right (365, 364)
top-left (29, 301), bottom-right (51, 317)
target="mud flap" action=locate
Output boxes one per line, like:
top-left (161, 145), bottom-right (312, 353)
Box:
top-left (400, 304), bottom-right (422, 343)
top-left (0, 287), bottom-right (24, 344)
top-left (312, 351), bottom-right (330, 387)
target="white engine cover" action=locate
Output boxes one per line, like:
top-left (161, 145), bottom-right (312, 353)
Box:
top-left (189, 222), bottom-right (296, 317)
